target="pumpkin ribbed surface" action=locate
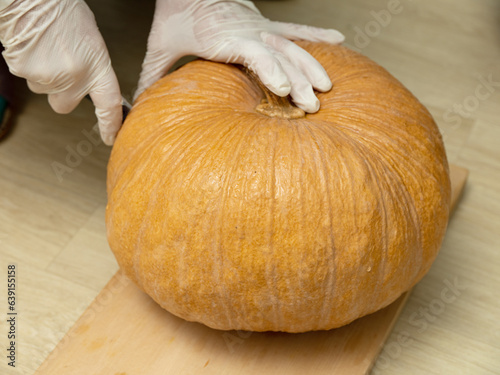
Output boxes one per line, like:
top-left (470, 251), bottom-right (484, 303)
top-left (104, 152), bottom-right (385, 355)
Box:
top-left (106, 42), bottom-right (451, 332)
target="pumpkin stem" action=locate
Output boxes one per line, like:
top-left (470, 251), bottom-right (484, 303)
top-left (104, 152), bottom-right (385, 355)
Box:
top-left (245, 69), bottom-right (306, 119)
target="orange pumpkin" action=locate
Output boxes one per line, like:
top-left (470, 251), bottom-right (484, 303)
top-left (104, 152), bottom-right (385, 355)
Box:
top-left (106, 42), bottom-right (451, 332)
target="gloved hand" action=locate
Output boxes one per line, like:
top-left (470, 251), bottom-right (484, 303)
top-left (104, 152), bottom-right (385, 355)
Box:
top-left (136, 0), bottom-right (344, 112)
top-left (0, 0), bottom-right (122, 145)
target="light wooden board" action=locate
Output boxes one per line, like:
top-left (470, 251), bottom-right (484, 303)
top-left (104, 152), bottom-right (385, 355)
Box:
top-left (35, 164), bottom-right (468, 375)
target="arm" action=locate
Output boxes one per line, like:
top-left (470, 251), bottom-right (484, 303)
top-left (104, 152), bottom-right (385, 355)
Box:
top-left (0, 0), bottom-right (122, 145)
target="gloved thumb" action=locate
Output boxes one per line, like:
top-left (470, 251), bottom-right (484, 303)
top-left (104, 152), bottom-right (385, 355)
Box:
top-left (135, 50), bottom-right (177, 101)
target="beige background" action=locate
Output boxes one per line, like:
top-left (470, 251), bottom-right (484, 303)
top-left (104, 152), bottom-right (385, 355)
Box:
top-left (0, 0), bottom-right (499, 374)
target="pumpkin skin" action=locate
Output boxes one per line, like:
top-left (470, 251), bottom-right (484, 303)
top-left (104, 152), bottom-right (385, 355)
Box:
top-left (106, 42), bottom-right (451, 332)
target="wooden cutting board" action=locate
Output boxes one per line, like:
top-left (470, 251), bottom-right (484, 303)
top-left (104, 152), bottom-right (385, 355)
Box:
top-left (36, 164), bottom-right (468, 375)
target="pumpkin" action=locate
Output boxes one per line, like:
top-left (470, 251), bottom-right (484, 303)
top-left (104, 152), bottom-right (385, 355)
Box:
top-left (106, 42), bottom-right (451, 332)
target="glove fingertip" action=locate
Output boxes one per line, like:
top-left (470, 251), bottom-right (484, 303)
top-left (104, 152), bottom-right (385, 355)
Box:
top-left (300, 27), bottom-right (345, 44)
top-left (100, 130), bottom-right (116, 146)
top-left (294, 96), bottom-right (320, 113)
top-left (315, 76), bottom-right (333, 92)
top-left (97, 113), bottom-right (121, 146)
top-left (273, 81), bottom-right (292, 97)
top-left (322, 29), bottom-right (345, 44)
top-left (48, 93), bottom-right (80, 114)
top-left (254, 65), bottom-right (291, 97)
top-left (272, 21), bottom-right (345, 44)
top-left (93, 99), bottom-right (122, 146)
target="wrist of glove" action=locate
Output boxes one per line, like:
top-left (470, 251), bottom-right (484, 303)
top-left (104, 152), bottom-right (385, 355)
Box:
top-left (0, 0), bottom-right (122, 145)
top-left (137, 0), bottom-right (344, 112)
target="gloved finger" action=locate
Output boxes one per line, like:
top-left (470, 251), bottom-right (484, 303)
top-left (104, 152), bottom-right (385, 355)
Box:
top-left (269, 21), bottom-right (345, 44)
top-left (227, 39), bottom-right (291, 97)
top-left (27, 74), bottom-right (85, 114)
top-left (28, 78), bottom-right (83, 114)
top-left (273, 53), bottom-right (320, 113)
top-left (47, 91), bottom-right (84, 114)
top-left (261, 31), bottom-right (332, 92)
top-left (89, 70), bottom-right (123, 146)
top-left (135, 51), bottom-right (175, 101)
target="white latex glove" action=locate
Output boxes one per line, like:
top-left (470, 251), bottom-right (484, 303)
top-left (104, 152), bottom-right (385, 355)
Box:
top-left (136, 0), bottom-right (344, 112)
top-left (0, 0), bottom-right (122, 145)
